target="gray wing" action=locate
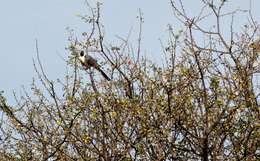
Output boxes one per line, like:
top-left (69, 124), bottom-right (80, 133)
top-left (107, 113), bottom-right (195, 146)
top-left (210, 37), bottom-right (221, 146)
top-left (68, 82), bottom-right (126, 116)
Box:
top-left (85, 55), bottom-right (99, 68)
top-left (86, 55), bottom-right (111, 81)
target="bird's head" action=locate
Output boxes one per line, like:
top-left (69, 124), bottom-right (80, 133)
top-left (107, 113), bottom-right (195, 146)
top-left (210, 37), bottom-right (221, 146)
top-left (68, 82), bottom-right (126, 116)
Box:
top-left (78, 51), bottom-right (86, 63)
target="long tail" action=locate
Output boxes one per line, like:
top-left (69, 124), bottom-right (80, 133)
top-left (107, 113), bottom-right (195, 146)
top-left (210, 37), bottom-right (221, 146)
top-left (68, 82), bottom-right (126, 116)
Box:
top-left (97, 68), bottom-right (111, 81)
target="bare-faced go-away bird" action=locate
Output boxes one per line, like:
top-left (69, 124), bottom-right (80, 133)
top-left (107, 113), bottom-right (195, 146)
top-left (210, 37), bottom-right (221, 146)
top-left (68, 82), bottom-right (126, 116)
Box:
top-left (78, 51), bottom-right (111, 81)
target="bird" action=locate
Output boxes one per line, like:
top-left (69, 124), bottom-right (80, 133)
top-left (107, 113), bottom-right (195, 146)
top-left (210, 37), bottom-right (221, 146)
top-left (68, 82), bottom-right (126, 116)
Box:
top-left (78, 50), bottom-right (111, 81)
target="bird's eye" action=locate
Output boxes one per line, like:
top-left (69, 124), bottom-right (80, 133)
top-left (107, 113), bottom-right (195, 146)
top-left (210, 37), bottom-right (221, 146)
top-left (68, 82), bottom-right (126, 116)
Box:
top-left (80, 51), bottom-right (84, 56)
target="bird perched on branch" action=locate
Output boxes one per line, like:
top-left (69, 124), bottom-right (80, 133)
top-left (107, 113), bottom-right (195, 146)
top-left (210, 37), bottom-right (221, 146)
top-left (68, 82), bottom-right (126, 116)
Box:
top-left (78, 51), bottom-right (111, 81)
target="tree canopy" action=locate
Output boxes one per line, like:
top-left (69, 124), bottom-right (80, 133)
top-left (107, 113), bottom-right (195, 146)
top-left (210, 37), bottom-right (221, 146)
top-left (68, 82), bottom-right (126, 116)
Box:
top-left (0, 0), bottom-right (259, 160)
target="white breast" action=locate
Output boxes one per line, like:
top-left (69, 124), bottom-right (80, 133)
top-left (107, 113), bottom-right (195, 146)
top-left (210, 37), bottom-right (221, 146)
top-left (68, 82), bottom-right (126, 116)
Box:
top-left (78, 55), bottom-right (85, 63)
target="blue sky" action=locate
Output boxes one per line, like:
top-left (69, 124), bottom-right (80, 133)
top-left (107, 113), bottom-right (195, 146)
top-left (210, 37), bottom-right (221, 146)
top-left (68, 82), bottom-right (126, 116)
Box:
top-left (0, 0), bottom-right (259, 102)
